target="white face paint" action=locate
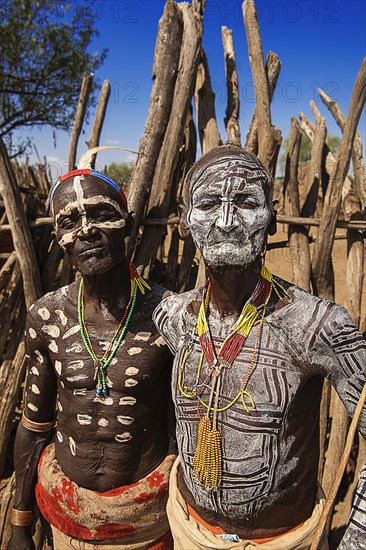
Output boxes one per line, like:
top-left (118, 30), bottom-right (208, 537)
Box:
top-left (53, 176), bottom-right (129, 277)
top-left (187, 158), bottom-right (272, 268)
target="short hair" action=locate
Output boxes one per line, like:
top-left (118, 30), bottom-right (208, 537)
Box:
top-left (183, 143), bottom-right (274, 206)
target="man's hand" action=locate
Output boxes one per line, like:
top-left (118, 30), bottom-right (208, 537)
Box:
top-left (9, 526), bottom-right (35, 550)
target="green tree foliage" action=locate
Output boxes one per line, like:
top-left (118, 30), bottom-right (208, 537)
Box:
top-left (106, 162), bottom-right (134, 187)
top-left (0, 0), bottom-right (107, 153)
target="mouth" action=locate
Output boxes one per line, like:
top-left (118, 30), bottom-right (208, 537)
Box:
top-left (78, 245), bottom-right (105, 258)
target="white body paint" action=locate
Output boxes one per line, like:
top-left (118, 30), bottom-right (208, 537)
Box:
top-left (38, 307), bottom-right (50, 321)
top-left (125, 367), bottom-right (139, 376)
top-left (62, 325), bottom-right (80, 339)
top-left (115, 433), bottom-right (132, 442)
top-left (34, 350), bottom-right (44, 364)
top-left (55, 309), bottom-right (68, 326)
top-left (56, 431), bottom-right (63, 443)
top-left (66, 342), bottom-right (83, 354)
top-left (125, 378), bottom-right (138, 387)
top-left (29, 328), bottom-right (37, 339)
top-left (134, 332), bottom-right (151, 341)
top-left (77, 414), bottom-right (92, 425)
top-left (28, 403), bottom-right (38, 412)
top-left (42, 325), bottom-right (60, 338)
top-left (31, 384), bottom-right (40, 394)
top-left (30, 366), bottom-right (40, 376)
top-left (119, 396), bottom-right (136, 406)
top-left (98, 418), bottom-right (109, 427)
top-left (117, 415), bottom-right (134, 425)
top-left (48, 340), bottom-right (58, 353)
top-left (69, 436), bottom-right (76, 456)
top-left (55, 360), bottom-right (62, 375)
top-left (127, 347), bottom-right (142, 356)
top-left (93, 396), bottom-right (114, 405)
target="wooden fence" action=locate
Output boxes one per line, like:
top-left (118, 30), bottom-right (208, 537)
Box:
top-left (0, 0), bottom-right (365, 547)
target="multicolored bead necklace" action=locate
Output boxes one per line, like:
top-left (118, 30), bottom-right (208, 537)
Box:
top-left (77, 263), bottom-right (150, 398)
top-left (178, 265), bottom-right (287, 489)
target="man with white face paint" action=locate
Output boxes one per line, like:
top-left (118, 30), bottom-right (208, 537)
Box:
top-left (153, 144), bottom-right (366, 549)
top-left (11, 170), bottom-right (175, 550)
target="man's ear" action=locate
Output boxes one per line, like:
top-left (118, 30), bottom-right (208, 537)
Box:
top-left (267, 201), bottom-right (277, 236)
top-left (125, 211), bottom-right (134, 237)
top-left (178, 203), bottom-right (190, 240)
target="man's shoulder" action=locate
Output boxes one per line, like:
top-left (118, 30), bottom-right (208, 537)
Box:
top-left (154, 286), bottom-right (201, 316)
top-left (26, 282), bottom-right (78, 321)
top-left (275, 277), bottom-right (352, 328)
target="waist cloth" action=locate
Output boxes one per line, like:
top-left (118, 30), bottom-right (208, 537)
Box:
top-left (36, 443), bottom-right (176, 548)
top-left (167, 457), bottom-right (329, 550)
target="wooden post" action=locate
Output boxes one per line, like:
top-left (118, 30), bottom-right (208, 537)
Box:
top-left (301, 101), bottom-right (327, 219)
top-left (194, 47), bottom-right (222, 154)
top-left (318, 87), bottom-right (366, 212)
top-left (242, 0), bottom-right (282, 175)
top-left (67, 73), bottom-right (94, 171)
top-left (283, 117), bottom-right (311, 291)
top-left (312, 56), bottom-right (366, 300)
top-left (222, 26), bottom-right (241, 145)
top-left (86, 80), bottom-right (111, 169)
top-left (133, 1), bottom-right (204, 277)
top-left (126, 1), bottom-right (184, 259)
top-left (0, 137), bottom-right (43, 308)
top-left (245, 51), bottom-right (281, 155)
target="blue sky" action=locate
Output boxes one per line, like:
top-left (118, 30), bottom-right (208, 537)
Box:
top-left (21, 0), bottom-right (366, 179)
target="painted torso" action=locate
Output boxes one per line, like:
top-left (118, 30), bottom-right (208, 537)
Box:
top-left (153, 281), bottom-right (366, 535)
top-left (25, 282), bottom-right (172, 492)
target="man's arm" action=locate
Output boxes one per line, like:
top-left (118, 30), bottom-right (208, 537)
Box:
top-left (10, 308), bottom-right (57, 549)
top-left (312, 305), bottom-right (366, 543)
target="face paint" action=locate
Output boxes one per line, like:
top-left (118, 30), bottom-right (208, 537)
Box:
top-left (53, 177), bottom-right (130, 276)
top-left (186, 157), bottom-right (273, 268)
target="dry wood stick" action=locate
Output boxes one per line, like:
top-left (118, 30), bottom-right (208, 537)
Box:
top-left (299, 112), bottom-right (353, 205)
top-left (0, 137), bottom-right (43, 308)
top-left (318, 87), bottom-right (366, 212)
top-left (222, 26), bottom-right (241, 145)
top-left (312, 56), bottom-right (366, 300)
top-left (68, 73), bottom-right (94, 171)
top-left (86, 79), bottom-right (111, 168)
top-left (133, 1), bottom-right (204, 277)
top-left (242, 0), bottom-right (282, 175)
top-left (301, 101), bottom-right (327, 218)
top-left (245, 51), bottom-right (281, 155)
top-left (283, 117), bottom-right (311, 291)
top-left (194, 47), bottom-right (222, 154)
top-left (126, 1), bottom-right (184, 259)
top-left (310, 383), bottom-right (366, 550)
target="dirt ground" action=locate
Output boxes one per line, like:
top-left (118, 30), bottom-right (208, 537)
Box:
top-left (266, 225), bottom-right (366, 333)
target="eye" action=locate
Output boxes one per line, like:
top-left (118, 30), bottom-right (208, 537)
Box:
top-left (96, 210), bottom-right (118, 221)
top-left (58, 217), bottom-right (77, 230)
top-left (236, 196), bottom-right (259, 209)
top-left (195, 198), bottom-right (220, 211)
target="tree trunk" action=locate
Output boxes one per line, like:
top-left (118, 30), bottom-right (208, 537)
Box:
top-left (0, 137), bottom-right (43, 308)
top-left (194, 47), bottom-right (221, 154)
top-left (283, 117), bottom-right (311, 291)
top-left (134, 1), bottom-right (204, 277)
top-left (318, 87), bottom-right (366, 213)
top-left (242, 0), bottom-right (282, 175)
top-left (245, 51), bottom-right (281, 155)
top-left (126, 1), bottom-right (184, 259)
top-left (311, 56), bottom-right (366, 300)
top-left (67, 73), bottom-right (94, 171)
top-left (222, 26), bottom-right (241, 145)
top-left (86, 80), bottom-right (111, 169)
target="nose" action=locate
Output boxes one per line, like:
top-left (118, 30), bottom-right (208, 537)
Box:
top-left (215, 199), bottom-right (239, 232)
top-left (78, 219), bottom-right (99, 240)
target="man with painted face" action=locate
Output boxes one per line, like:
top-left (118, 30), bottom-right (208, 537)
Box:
top-left (11, 170), bottom-right (175, 549)
top-left (153, 144), bottom-right (366, 549)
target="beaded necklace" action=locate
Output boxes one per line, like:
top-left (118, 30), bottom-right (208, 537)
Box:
top-left (178, 265), bottom-right (287, 489)
top-left (77, 263), bottom-right (150, 398)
